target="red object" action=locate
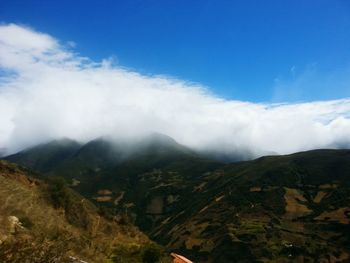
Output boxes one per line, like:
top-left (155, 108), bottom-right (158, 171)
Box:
top-left (170, 253), bottom-right (193, 263)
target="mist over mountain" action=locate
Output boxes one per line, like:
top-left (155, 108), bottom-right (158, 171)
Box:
top-left (2, 1), bottom-right (350, 261)
top-left (5, 133), bottom-right (213, 175)
top-left (1, 24), bottom-right (350, 158)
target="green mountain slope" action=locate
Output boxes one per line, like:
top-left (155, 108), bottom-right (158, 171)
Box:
top-left (6, 133), bottom-right (196, 178)
top-left (4, 137), bottom-right (350, 262)
top-left (145, 149), bottom-right (350, 262)
top-left (5, 138), bottom-right (82, 173)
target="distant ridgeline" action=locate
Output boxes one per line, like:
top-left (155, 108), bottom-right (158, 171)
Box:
top-left (3, 134), bottom-right (350, 262)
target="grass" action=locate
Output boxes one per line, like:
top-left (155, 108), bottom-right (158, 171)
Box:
top-left (0, 160), bottom-right (153, 263)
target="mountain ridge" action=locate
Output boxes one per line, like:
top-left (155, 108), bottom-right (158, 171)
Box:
top-left (3, 136), bottom-right (350, 262)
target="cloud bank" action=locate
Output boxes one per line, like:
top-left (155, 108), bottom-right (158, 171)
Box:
top-left (0, 23), bottom-right (350, 157)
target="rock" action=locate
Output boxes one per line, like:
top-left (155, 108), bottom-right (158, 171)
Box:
top-left (7, 216), bottom-right (22, 233)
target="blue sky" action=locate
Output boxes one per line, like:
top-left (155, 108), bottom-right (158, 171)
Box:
top-left (1, 0), bottom-right (350, 102)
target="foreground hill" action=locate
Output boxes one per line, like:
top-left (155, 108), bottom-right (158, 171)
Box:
top-left (4, 136), bottom-right (350, 262)
top-left (0, 160), bottom-right (170, 263)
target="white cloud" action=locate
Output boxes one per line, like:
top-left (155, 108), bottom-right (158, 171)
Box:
top-left (0, 23), bottom-right (350, 157)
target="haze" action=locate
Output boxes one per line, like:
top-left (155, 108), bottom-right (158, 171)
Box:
top-left (0, 24), bottom-right (350, 157)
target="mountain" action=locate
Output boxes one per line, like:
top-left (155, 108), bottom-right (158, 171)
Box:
top-left (0, 148), bottom-right (6, 158)
top-left (6, 133), bottom-right (195, 177)
top-left (91, 149), bottom-right (350, 263)
top-left (145, 149), bottom-right (350, 262)
top-left (0, 160), bottom-right (170, 263)
top-left (4, 135), bottom-right (350, 262)
top-left (5, 138), bottom-right (82, 173)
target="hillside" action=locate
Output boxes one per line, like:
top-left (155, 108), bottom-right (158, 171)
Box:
top-left (4, 137), bottom-right (350, 262)
top-left (0, 160), bottom-right (169, 263)
top-left (145, 149), bottom-right (350, 262)
top-left (6, 133), bottom-right (196, 177)
top-left (89, 149), bottom-right (350, 262)
top-left (6, 138), bottom-right (82, 173)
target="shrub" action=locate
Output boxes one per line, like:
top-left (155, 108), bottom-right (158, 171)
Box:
top-left (142, 244), bottom-right (162, 263)
top-left (48, 176), bottom-right (71, 209)
top-left (19, 216), bottom-right (33, 229)
top-left (109, 243), bottom-right (164, 263)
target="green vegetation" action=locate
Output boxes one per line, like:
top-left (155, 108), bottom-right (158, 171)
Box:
top-left (47, 176), bottom-right (71, 208)
top-left (109, 243), bottom-right (168, 263)
top-left (3, 137), bottom-right (350, 262)
top-left (18, 216), bottom-right (33, 229)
